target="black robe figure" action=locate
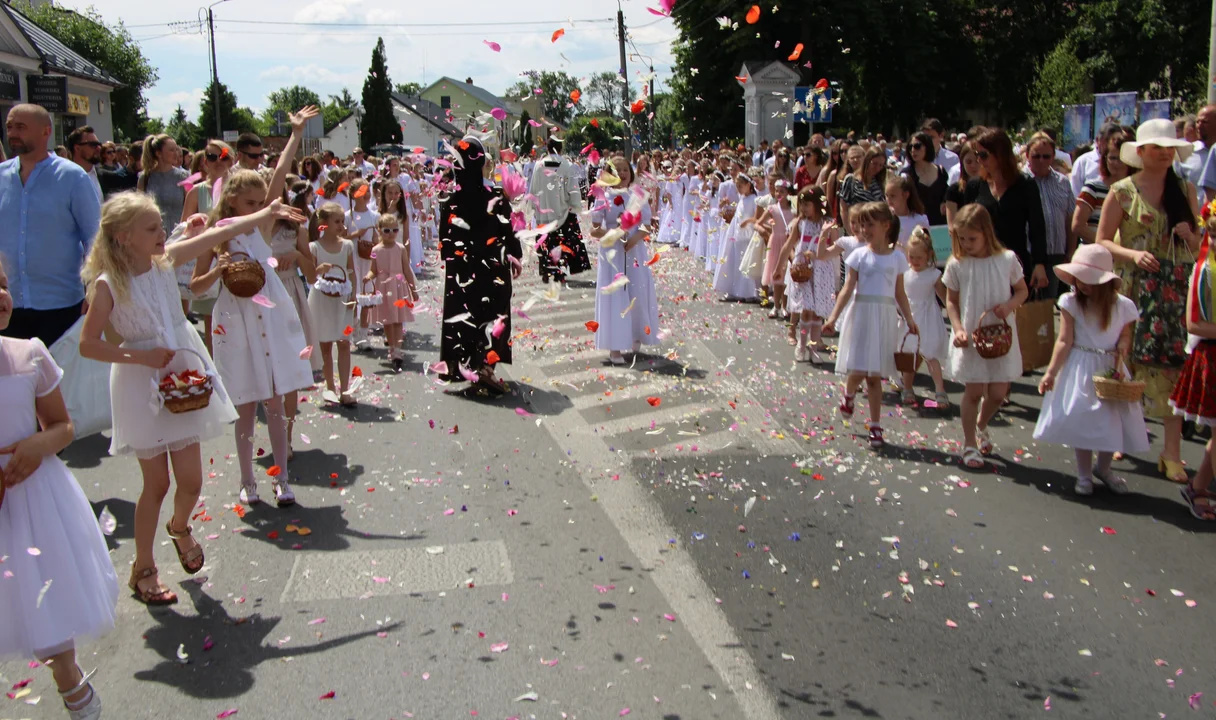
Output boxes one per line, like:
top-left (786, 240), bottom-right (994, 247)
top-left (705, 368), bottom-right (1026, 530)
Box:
top-left (438, 136), bottom-right (523, 391)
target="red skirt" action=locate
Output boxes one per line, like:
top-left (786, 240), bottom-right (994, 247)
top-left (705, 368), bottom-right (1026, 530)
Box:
top-left (1170, 340), bottom-right (1216, 425)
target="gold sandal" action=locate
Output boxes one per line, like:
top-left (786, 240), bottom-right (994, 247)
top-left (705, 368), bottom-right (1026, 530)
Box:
top-left (1159, 455), bottom-right (1189, 483)
top-left (165, 521), bottom-right (205, 575)
top-left (128, 566), bottom-right (177, 606)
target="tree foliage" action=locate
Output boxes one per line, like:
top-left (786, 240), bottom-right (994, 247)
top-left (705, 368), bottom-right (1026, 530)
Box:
top-left (260, 85), bottom-right (321, 134)
top-left (394, 82), bottom-right (423, 96)
top-left (197, 80), bottom-right (260, 140)
top-left (361, 38), bottom-right (401, 148)
top-left (585, 71), bottom-right (623, 118)
top-left (666, 0), bottom-right (1208, 143)
top-left (505, 71), bottom-right (582, 126)
top-left (1028, 39), bottom-right (1091, 131)
top-left (165, 104), bottom-right (200, 149)
top-left (563, 116), bottom-right (628, 155)
top-left (12, 0), bottom-right (158, 142)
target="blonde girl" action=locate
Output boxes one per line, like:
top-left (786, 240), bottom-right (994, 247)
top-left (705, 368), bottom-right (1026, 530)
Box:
top-left (944, 204), bottom-right (1029, 469)
top-left (366, 214), bottom-right (418, 372)
top-left (176, 140), bottom-right (235, 352)
top-left (781, 187), bottom-right (830, 358)
top-left (345, 178), bottom-right (379, 348)
top-left (308, 202), bottom-right (357, 405)
top-left (757, 175), bottom-right (795, 319)
top-left (900, 228), bottom-right (949, 407)
top-left (823, 202), bottom-right (917, 448)
top-left (885, 175), bottom-right (930, 249)
top-left (1, 254), bottom-right (117, 719)
top-left (81, 194), bottom-right (297, 604)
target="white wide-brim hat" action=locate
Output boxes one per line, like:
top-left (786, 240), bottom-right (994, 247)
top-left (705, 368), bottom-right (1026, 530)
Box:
top-left (1121, 118), bottom-right (1193, 168)
top-left (1053, 244), bottom-right (1121, 289)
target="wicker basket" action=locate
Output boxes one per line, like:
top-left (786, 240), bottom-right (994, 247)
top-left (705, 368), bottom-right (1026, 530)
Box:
top-left (357, 239), bottom-right (376, 260)
top-left (317, 266), bottom-right (348, 298)
top-left (1093, 361), bottom-right (1145, 402)
top-left (789, 253), bottom-right (813, 283)
top-left (356, 278), bottom-right (383, 307)
top-left (158, 348), bottom-right (214, 414)
top-left (894, 330), bottom-right (923, 373)
top-left (221, 251), bottom-right (265, 298)
top-left (972, 310), bottom-right (1012, 359)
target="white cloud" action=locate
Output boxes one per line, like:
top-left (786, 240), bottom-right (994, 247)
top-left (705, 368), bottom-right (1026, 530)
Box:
top-left (145, 87), bottom-right (205, 122)
top-left (257, 64), bottom-right (365, 91)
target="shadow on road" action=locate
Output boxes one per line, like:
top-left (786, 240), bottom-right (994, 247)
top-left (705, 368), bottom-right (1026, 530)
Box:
top-left (62, 432), bottom-right (111, 470)
top-left (236, 502), bottom-right (424, 552)
top-left (132, 582), bottom-right (400, 699)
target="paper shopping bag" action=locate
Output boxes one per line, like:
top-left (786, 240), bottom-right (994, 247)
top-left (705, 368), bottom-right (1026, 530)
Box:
top-left (1016, 296), bottom-right (1055, 372)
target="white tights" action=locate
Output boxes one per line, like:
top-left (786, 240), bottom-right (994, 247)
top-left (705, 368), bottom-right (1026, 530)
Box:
top-left (235, 396), bottom-right (290, 484)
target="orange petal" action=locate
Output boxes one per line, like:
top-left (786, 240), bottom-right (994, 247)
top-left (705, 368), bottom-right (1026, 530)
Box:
top-left (585, 320), bottom-right (600, 332)
top-left (570, 89), bottom-right (581, 103)
top-left (787, 43), bottom-right (804, 61)
top-left (551, 28), bottom-right (565, 42)
top-left (267, 465), bottom-right (282, 477)
top-left (486, 350), bottom-right (501, 364)
top-left (394, 299), bottom-right (407, 308)
top-left (353, 185), bottom-right (369, 198)
top-left (646, 397), bottom-right (661, 407)
top-left (343, 325), bottom-right (354, 336)
top-left (351, 366), bottom-right (363, 377)
top-left (745, 5), bottom-right (760, 23)
top-left (590, 118), bottom-right (599, 128)
top-left (645, 252), bottom-right (660, 266)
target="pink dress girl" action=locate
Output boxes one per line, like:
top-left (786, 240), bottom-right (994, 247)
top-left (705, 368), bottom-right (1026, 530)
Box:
top-left (371, 241), bottom-right (415, 326)
top-left (762, 198), bottom-right (794, 289)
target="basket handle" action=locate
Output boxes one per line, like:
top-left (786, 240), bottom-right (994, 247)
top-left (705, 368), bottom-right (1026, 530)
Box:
top-left (227, 251), bottom-right (253, 263)
top-left (322, 266), bottom-right (347, 282)
top-left (362, 278), bottom-right (375, 293)
top-left (157, 346), bottom-right (211, 380)
top-left (899, 329), bottom-right (921, 354)
top-left (976, 308), bottom-right (1010, 331)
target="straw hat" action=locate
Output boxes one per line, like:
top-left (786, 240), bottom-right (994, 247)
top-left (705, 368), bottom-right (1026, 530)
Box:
top-left (1120, 118), bottom-right (1193, 167)
top-left (1053, 244), bottom-right (1121, 289)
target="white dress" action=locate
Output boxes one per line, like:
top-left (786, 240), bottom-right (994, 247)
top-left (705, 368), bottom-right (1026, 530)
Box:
top-left (706, 182), bottom-right (737, 272)
top-left (1033, 294), bottom-right (1149, 453)
top-left (895, 212), bottom-right (930, 249)
top-left (103, 265), bottom-right (237, 458)
top-left (901, 267), bottom-right (948, 362)
top-left (308, 239), bottom-right (356, 343)
top-left (679, 175), bottom-right (701, 248)
top-left (657, 177), bottom-right (684, 245)
top-left (593, 187), bottom-right (658, 352)
top-left (713, 193), bottom-right (759, 299)
top-left (785, 219), bottom-right (828, 315)
top-left (942, 250), bottom-right (1024, 383)
top-left (346, 208), bottom-right (380, 286)
top-left (269, 225), bottom-right (321, 372)
top-left (834, 246), bottom-right (908, 377)
top-left (0, 337), bottom-right (118, 659)
top-left (212, 230), bottom-right (314, 406)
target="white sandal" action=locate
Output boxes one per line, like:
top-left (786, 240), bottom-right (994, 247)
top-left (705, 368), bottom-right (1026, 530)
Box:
top-left (977, 429), bottom-right (994, 456)
top-left (239, 479), bottom-right (261, 505)
top-left (273, 478), bottom-right (296, 507)
top-left (961, 447), bottom-right (985, 469)
top-left (61, 666), bottom-right (102, 720)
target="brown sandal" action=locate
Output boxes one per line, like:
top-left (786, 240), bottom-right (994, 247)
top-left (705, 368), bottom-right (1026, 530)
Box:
top-left (129, 566), bottom-right (177, 606)
top-left (165, 521), bottom-right (205, 575)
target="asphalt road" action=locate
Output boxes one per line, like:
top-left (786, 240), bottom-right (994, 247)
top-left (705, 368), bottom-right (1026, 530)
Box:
top-left (3, 237), bottom-right (1214, 720)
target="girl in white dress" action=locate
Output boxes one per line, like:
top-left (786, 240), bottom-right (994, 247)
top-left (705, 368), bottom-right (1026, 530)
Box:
top-left (899, 228), bottom-right (950, 408)
top-left (308, 202), bottom-right (358, 406)
top-left (781, 188), bottom-right (828, 360)
top-left (345, 179), bottom-right (379, 348)
top-left (713, 171), bottom-right (761, 301)
top-left (590, 157), bottom-right (659, 364)
top-left (679, 165), bottom-right (701, 248)
top-left (191, 170), bottom-right (315, 507)
top-left (657, 163), bottom-right (685, 245)
top-left (708, 169), bottom-right (739, 273)
top-left (1, 257), bottom-right (117, 720)
top-left (944, 204), bottom-right (1029, 469)
top-left (81, 195), bottom-right (294, 605)
top-left (823, 202), bottom-right (918, 448)
top-left (885, 175), bottom-right (931, 249)
top-left (1034, 244), bottom-right (1146, 495)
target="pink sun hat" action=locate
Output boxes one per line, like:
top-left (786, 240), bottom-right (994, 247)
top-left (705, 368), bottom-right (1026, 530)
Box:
top-left (1053, 244), bottom-right (1121, 289)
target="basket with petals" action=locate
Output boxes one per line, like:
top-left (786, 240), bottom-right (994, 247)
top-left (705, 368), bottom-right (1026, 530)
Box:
top-left (356, 278), bottom-right (383, 307)
top-left (221, 251), bottom-right (265, 298)
top-left (972, 309), bottom-right (1012, 359)
top-left (1093, 361), bottom-right (1145, 403)
top-left (789, 252), bottom-right (813, 283)
top-left (314, 266), bottom-right (351, 298)
top-left (158, 348), bottom-right (215, 414)
top-left (356, 239), bottom-right (376, 260)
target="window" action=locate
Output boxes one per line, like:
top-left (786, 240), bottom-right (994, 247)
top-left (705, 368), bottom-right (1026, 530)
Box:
top-left (440, 96), bottom-right (451, 110)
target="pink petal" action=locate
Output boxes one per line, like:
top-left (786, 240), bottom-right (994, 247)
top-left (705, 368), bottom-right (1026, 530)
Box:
top-left (430, 360), bottom-right (449, 375)
top-left (299, 346), bottom-right (313, 360)
top-left (490, 642), bottom-right (509, 653)
top-left (514, 407), bottom-right (531, 417)
top-left (217, 711), bottom-right (239, 719)
top-left (647, 7), bottom-right (668, 15)
top-left (250, 293), bottom-right (276, 308)
top-left (266, 257), bottom-right (279, 269)
top-left (490, 108), bottom-right (507, 120)
top-left (483, 40), bottom-right (501, 52)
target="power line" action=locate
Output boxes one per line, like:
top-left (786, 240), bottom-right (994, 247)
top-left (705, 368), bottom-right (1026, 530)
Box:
top-left (214, 17), bottom-right (615, 28)
top-left (205, 27), bottom-right (618, 38)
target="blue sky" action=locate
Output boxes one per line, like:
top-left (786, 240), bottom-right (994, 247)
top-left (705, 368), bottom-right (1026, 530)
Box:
top-left (74, 0), bottom-right (678, 122)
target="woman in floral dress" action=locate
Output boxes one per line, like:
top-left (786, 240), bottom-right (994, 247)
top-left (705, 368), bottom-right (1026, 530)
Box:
top-left (1096, 119), bottom-right (1201, 482)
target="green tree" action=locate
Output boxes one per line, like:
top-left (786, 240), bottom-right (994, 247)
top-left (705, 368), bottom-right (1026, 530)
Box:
top-left (198, 80), bottom-right (259, 139)
top-left (330, 87), bottom-right (359, 110)
top-left (260, 85), bottom-right (321, 134)
top-left (652, 93), bottom-right (680, 149)
top-left (505, 71), bottom-right (582, 126)
top-left (143, 116), bottom-right (165, 135)
top-left (1027, 39), bottom-right (1091, 131)
top-left (165, 104), bottom-right (201, 150)
top-left (394, 81), bottom-right (423, 96)
top-left (12, 0), bottom-right (158, 141)
top-left (361, 39), bottom-right (400, 148)
top-left (564, 116), bottom-right (628, 154)
top-left (321, 102), bottom-right (354, 134)
top-left (586, 71), bottom-right (623, 118)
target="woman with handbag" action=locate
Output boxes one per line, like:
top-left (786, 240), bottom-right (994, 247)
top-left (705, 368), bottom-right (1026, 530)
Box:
top-left (1096, 118), bottom-right (1202, 483)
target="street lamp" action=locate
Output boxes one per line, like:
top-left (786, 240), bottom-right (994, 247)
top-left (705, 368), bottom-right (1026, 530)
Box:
top-left (203, 0), bottom-right (232, 138)
top-left (629, 52), bottom-right (655, 149)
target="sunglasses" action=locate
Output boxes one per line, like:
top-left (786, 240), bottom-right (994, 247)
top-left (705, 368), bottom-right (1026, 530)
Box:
top-left (242, 150), bottom-right (265, 160)
top-left (1029, 153), bottom-right (1052, 161)
top-left (975, 150), bottom-right (990, 160)
top-left (79, 141), bottom-right (102, 148)
top-left (381, 227), bottom-right (399, 234)
top-left (910, 142), bottom-right (923, 149)
top-left (205, 151), bottom-right (232, 162)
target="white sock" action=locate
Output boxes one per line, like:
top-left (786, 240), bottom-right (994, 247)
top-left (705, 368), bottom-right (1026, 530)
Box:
top-left (797, 321), bottom-right (809, 350)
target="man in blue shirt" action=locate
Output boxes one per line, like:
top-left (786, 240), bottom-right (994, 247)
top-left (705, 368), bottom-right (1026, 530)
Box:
top-left (0, 103), bottom-right (102, 346)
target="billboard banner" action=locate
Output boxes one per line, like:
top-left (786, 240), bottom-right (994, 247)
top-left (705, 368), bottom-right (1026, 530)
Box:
top-left (1062, 104), bottom-right (1093, 152)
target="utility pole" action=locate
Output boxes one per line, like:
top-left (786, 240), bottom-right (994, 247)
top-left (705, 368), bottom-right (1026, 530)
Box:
top-left (208, 8), bottom-right (220, 137)
top-left (1209, 0), bottom-right (1216, 104)
top-left (617, 7), bottom-right (632, 158)
top-left (648, 64), bottom-right (654, 151)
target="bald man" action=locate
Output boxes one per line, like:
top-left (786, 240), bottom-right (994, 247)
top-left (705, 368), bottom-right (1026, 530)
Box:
top-left (1182, 105), bottom-right (1216, 204)
top-left (0, 103), bottom-right (102, 345)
